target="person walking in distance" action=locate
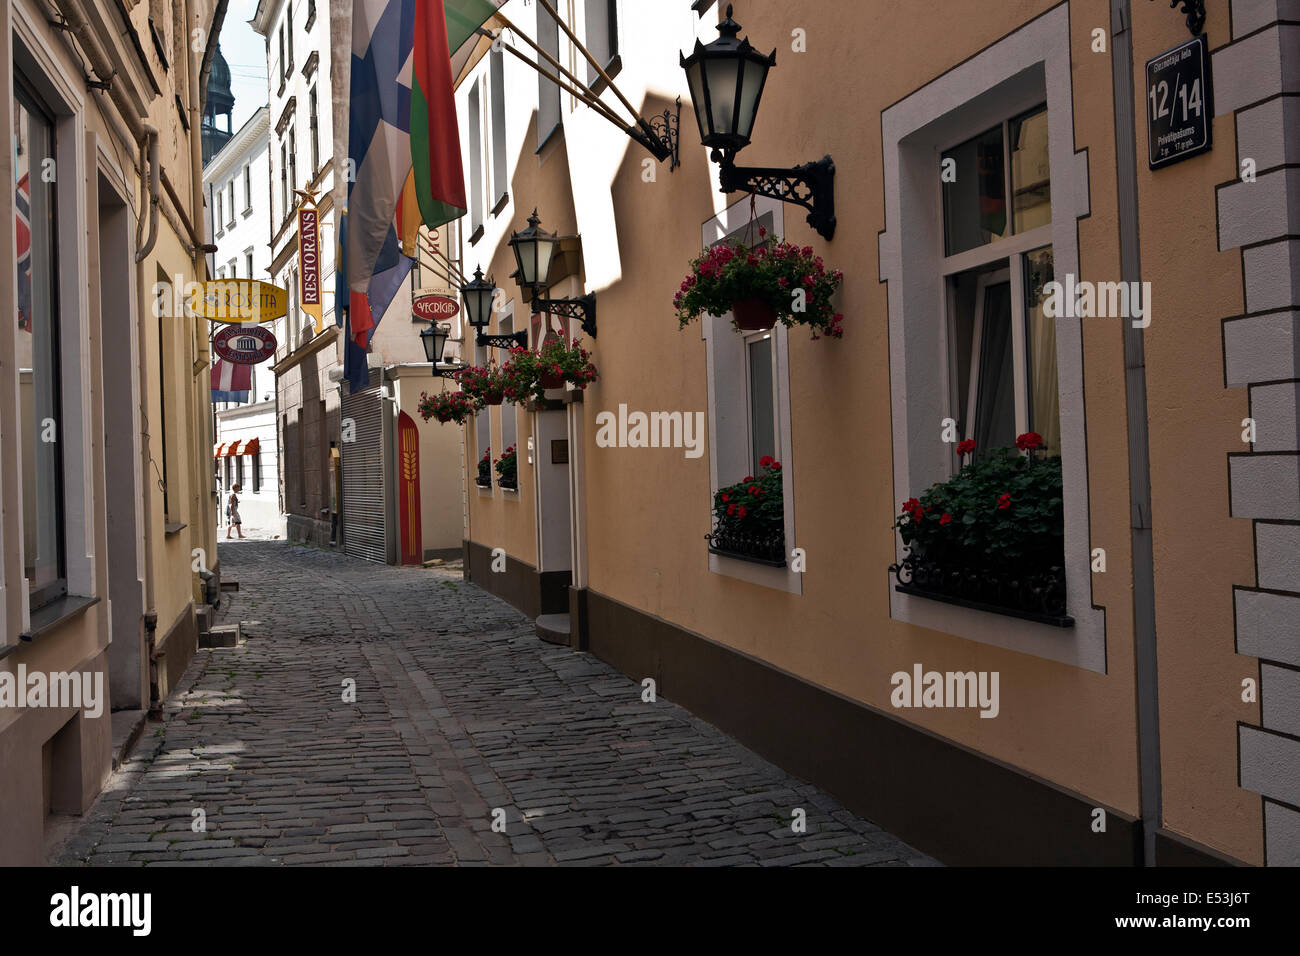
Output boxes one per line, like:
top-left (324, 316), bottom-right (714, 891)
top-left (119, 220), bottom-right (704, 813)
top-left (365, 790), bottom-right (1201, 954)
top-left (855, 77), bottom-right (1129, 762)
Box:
top-left (227, 484), bottom-right (245, 539)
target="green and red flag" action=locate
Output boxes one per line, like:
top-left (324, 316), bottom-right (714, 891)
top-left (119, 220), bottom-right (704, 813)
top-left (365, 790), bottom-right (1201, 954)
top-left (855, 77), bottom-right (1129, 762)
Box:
top-left (410, 0), bottom-right (498, 229)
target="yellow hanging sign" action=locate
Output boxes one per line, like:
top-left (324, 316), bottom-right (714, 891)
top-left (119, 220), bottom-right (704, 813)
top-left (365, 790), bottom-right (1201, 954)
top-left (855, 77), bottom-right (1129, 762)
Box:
top-left (188, 280), bottom-right (289, 324)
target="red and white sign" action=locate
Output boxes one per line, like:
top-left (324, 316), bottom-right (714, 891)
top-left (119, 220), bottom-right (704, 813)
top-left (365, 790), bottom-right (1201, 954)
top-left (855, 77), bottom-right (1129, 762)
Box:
top-left (298, 207), bottom-right (321, 306)
top-left (214, 325), bottom-right (277, 365)
top-left (412, 293), bottom-right (460, 321)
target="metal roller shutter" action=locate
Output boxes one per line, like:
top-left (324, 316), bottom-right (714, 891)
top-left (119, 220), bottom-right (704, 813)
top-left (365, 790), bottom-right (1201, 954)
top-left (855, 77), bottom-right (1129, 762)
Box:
top-left (341, 371), bottom-right (387, 563)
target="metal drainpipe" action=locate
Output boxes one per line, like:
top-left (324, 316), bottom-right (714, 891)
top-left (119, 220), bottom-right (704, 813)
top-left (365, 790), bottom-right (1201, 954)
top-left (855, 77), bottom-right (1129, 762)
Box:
top-left (1110, 0), bottom-right (1162, 866)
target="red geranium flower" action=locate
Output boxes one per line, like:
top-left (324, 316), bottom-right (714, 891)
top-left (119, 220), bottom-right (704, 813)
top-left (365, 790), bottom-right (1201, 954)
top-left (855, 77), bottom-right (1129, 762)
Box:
top-left (1016, 432), bottom-right (1043, 452)
top-left (997, 493), bottom-right (1011, 511)
top-left (901, 497), bottom-right (920, 515)
top-left (759, 455), bottom-right (775, 468)
top-left (940, 513), bottom-right (953, 526)
top-left (957, 439), bottom-right (976, 458)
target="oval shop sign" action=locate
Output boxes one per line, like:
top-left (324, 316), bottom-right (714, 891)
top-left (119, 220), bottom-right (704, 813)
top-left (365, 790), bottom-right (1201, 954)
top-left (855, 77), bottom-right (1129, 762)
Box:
top-left (412, 294), bottom-right (460, 321)
top-left (213, 325), bottom-right (278, 365)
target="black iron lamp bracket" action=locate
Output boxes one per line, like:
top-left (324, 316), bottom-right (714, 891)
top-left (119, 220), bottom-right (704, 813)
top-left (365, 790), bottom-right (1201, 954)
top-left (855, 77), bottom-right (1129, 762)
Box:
top-left (475, 331), bottom-right (529, 350)
top-left (636, 96), bottom-right (681, 171)
top-left (1162, 0), bottom-right (1206, 36)
top-left (717, 153), bottom-right (836, 241)
top-left (533, 293), bottom-right (597, 339)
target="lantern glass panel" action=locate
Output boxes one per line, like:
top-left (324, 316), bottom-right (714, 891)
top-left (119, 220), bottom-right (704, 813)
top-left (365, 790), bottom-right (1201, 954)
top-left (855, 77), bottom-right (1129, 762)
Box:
top-left (735, 57), bottom-right (768, 140)
top-left (684, 57), bottom-right (709, 140)
top-left (704, 56), bottom-right (743, 139)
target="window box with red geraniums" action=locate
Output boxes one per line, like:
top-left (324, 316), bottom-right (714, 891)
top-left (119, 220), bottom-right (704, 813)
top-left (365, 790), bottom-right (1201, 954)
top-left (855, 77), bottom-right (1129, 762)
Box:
top-left (494, 445), bottom-right (518, 491)
top-left (889, 433), bottom-right (1072, 626)
top-left (674, 227), bottom-right (845, 338)
top-left (456, 364), bottom-right (507, 407)
top-left (501, 337), bottom-right (599, 403)
top-left (418, 389), bottom-right (475, 425)
top-left (705, 457), bottom-right (785, 566)
top-left (476, 447), bottom-right (492, 488)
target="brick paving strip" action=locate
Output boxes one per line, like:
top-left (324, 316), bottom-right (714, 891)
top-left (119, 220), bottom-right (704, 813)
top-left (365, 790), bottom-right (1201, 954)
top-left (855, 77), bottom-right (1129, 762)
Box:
top-left (56, 541), bottom-right (937, 867)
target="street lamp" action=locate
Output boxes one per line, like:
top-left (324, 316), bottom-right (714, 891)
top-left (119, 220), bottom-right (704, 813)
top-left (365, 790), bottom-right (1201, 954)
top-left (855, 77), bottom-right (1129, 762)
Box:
top-left (681, 4), bottom-right (836, 240)
top-left (461, 266), bottom-right (526, 350)
top-left (507, 209), bottom-right (597, 338)
top-left (420, 321), bottom-right (464, 378)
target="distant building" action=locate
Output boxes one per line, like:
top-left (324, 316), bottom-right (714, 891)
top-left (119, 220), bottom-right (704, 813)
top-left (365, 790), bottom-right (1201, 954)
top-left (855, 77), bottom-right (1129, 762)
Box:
top-left (201, 45), bottom-right (236, 165)
top-left (204, 106), bottom-right (280, 533)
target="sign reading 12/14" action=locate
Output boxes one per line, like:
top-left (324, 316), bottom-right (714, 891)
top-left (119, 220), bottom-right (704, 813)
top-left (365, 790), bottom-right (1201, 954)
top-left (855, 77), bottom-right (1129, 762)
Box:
top-left (1145, 33), bottom-right (1213, 169)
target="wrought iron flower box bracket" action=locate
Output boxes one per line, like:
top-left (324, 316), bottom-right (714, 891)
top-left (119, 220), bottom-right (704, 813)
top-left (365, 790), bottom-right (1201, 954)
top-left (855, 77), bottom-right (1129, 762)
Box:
top-left (633, 96), bottom-right (681, 170)
top-left (432, 363), bottom-right (466, 379)
top-left (889, 553), bottom-right (1075, 628)
top-left (1166, 0), bottom-right (1206, 37)
top-left (533, 293), bottom-right (597, 339)
top-left (705, 528), bottom-right (787, 567)
top-left (717, 154), bottom-right (836, 241)
top-left (475, 331), bottom-right (529, 350)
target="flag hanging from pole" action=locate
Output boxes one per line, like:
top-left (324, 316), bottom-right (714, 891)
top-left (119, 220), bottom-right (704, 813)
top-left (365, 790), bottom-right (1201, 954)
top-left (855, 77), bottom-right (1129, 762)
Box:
top-left (211, 358), bottom-right (252, 404)
top-left (347, 0), bottom-right (417, 323)
top-left (411, 0), bottom-right (493, 228)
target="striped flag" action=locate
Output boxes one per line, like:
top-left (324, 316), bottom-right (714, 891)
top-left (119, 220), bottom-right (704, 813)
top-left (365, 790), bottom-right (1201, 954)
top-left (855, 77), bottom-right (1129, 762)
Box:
top-left (211, 358), bottom-right (252, 404)
top-left (411, 0), bottom-right (494, 228)
top-left (346, 0), bottom-right (418, 324)
top-left (16, 171), bottom-right (31, 332)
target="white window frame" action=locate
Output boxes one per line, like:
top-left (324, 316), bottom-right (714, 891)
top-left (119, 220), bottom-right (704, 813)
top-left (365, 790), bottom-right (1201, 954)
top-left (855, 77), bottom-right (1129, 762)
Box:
top-left (468, 79), bottom-right (484, 234)
top-left (741, 328), bottom-right (777, 476)
top-left (497, 304), bottom-right (519, 494)
top-left (879, 5), bottom-right (1102, 672)
top-left (700, 194), bottom-right (800, 595)
top-left (7, 10), bottom-right (98, 635)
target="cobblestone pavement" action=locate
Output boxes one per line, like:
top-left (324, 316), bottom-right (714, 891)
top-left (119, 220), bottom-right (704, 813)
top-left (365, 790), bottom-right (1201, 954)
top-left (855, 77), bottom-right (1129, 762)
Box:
top-left (58, 541), bottom-right (936, 867)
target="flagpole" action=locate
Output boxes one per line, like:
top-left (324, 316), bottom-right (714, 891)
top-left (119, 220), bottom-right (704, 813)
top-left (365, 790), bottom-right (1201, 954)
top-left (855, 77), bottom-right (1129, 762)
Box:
top-left (535, 0), bottom-right (641, 125)
top-left (493, 37), bottom-right (634, 136)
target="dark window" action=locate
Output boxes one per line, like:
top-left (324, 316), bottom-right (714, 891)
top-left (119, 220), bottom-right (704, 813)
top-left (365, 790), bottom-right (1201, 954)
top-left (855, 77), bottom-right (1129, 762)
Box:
top-left (309, 86), bottom-right (320, 173)
top-left (14, 79), bottom-right (66, 608)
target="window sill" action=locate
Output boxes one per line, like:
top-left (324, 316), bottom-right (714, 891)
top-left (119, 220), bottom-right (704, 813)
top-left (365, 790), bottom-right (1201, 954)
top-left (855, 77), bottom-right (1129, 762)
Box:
top-left (535, 121), bottom-right (564, 156)
top-left (587, 55), bottom-right (623, 96)
top-left (707, 544), bottom-right (786, 568)
top-left (469, 225), bottom-right (484, 246)
top-left (11, 594), bottom-right (102, 649)
top-left (164, 522), bottom-right (187, 536)
top-left (499, 483), bottom-right (519, 495)
top-left (491, 192), bottom-right (509, 216)
top-left (243, 207), bottom-right (254, 218)
top-left (894, 583), bottom-right (1075, 628)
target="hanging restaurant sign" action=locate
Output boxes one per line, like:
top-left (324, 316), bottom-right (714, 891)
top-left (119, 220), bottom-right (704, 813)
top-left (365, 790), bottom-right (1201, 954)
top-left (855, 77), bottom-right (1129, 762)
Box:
top-left (188, 279), bottom-right (288, 323)
top-left (412, 293), bottom-right (460, 321)
top-left (1145, 33), bottom-right (1213, 170)
top-left (298, 199), bottom-right (325, 334)
top-left (213, 325), bottom-right (278, 365)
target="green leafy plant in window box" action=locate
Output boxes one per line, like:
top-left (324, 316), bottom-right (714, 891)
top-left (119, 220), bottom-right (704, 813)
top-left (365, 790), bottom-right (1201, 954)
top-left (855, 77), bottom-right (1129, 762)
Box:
top-left (890, 433), bottom-right (1070, 623)
top-left (500, 338), bottom-right (599, 403)
top-left (674, 228), bottom-right (845, 337)
top-left (494, 444), bottom-right (518, 491)
top-left (706, 457), bottom-right (785, 565)
top-left (476, 447), bottom-right (492, 488)
top-left (418, 389), bottom-right (475, 425)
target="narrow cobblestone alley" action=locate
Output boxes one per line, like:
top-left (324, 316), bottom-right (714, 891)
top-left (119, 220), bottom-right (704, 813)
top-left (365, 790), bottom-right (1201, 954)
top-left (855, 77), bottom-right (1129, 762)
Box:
top-left (56, 541), bottom-right (935, 867)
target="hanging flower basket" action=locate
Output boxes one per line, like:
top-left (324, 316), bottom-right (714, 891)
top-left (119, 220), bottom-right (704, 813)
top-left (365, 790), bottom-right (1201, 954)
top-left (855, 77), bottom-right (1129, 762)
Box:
top-left (889, 433), bottom-right (1072, 625)
top-left (674, 228), bottom-right (845, 339)
top-left (417, 389), bottom-right (475, 425)
top-left (501, 338), bottom-right (599, 403)
top-left (730, 297), bottom-right (778, 331)
top-left (456, 364), bottom-right (506, 407)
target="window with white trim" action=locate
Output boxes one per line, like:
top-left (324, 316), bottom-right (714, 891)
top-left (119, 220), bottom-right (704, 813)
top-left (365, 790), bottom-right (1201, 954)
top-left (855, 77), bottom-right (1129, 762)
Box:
top-left (14, 79), bottom-right (65, 609)
top-left (468, 79), bottom-right (484, 235)
top-left (536, 2), bottom-right (561, 149)
top-left (879, 7), bottom-right (1103, 671)
top-left (584, 0), bottom-right (619, 87)
top-left (700, 198), bottom-right (799, 594)
top-left (489, 50), bottom-right (508, 210)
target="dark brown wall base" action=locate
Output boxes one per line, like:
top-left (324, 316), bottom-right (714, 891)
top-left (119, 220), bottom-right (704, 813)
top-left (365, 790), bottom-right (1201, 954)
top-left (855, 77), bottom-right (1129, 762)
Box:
top-left (1153, 828), bottom-right (1245, 866)
top-left (155, 602), bottom-right (196, 703)
top-left (463, 540), bottom-right (570, 620)
top-left (584, 588), bottom-right (1144, 866)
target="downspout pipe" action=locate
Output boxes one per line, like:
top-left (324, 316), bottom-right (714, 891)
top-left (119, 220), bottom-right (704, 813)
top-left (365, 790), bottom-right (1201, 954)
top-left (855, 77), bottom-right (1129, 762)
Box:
top-left (1110, 0), bottom-right (1162, 867)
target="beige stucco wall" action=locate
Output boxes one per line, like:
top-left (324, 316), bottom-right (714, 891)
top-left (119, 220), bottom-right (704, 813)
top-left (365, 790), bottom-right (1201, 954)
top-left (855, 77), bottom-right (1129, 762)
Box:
top-left (461, 0), bottom-right (1259, 861)
top-left (1128, 0), bottom-right (1261, 863)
